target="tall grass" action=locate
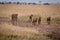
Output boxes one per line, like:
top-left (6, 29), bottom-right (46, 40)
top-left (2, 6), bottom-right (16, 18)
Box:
top-left (0, 33), bottom-right (52, 40)
top-left (52, 17), bottom-right (60, 24)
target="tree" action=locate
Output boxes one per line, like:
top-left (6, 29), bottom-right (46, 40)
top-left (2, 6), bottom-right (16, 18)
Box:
top-left (32, 3), bottom-right (37, 5)
top-left (39, 1), bottom-right (42, 5)
top-left (17, 2), bottom-right (20, 4)
top-left (0, 2), bottom-right (2, 4)
top-left (43, 3), bottom-right (50, 5)
top-left (1, 2), bottom-right (4, 4)
top-left (28, 3), bottom-right (31, 5)
top-left (9, 2), bottom-right (11, 4)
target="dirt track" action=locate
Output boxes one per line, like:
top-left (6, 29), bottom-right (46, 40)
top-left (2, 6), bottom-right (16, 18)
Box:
top-left (0, 18), bottom-right (60, 34)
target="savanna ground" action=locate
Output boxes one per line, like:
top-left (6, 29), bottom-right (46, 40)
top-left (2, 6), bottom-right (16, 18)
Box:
top-left (0, 4), bottom-right (60, 40)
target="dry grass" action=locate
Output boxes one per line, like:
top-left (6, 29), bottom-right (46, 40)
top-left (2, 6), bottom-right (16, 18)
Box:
top-left (0, 4), bottom-right (60, 18)
top-left (0, 4), bottom-right (60, 40)
top-left (0, 23), bottom-right (38, 35)
top-left (0, 23), bottom-right (52, 40)
top-left (0, 4), bottom-right (60, 23)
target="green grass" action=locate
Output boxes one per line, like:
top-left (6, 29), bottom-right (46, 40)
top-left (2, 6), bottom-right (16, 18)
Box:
top-left (52, 17), bottom-right (60, 24)
top-left (18, 15), bottom-right (42, 21)
top-left (18, 16), bottom-right (29, 21)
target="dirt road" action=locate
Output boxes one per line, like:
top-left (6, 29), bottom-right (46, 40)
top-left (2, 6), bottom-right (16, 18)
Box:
top-left (0, 19), bottom-right (60, 34)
